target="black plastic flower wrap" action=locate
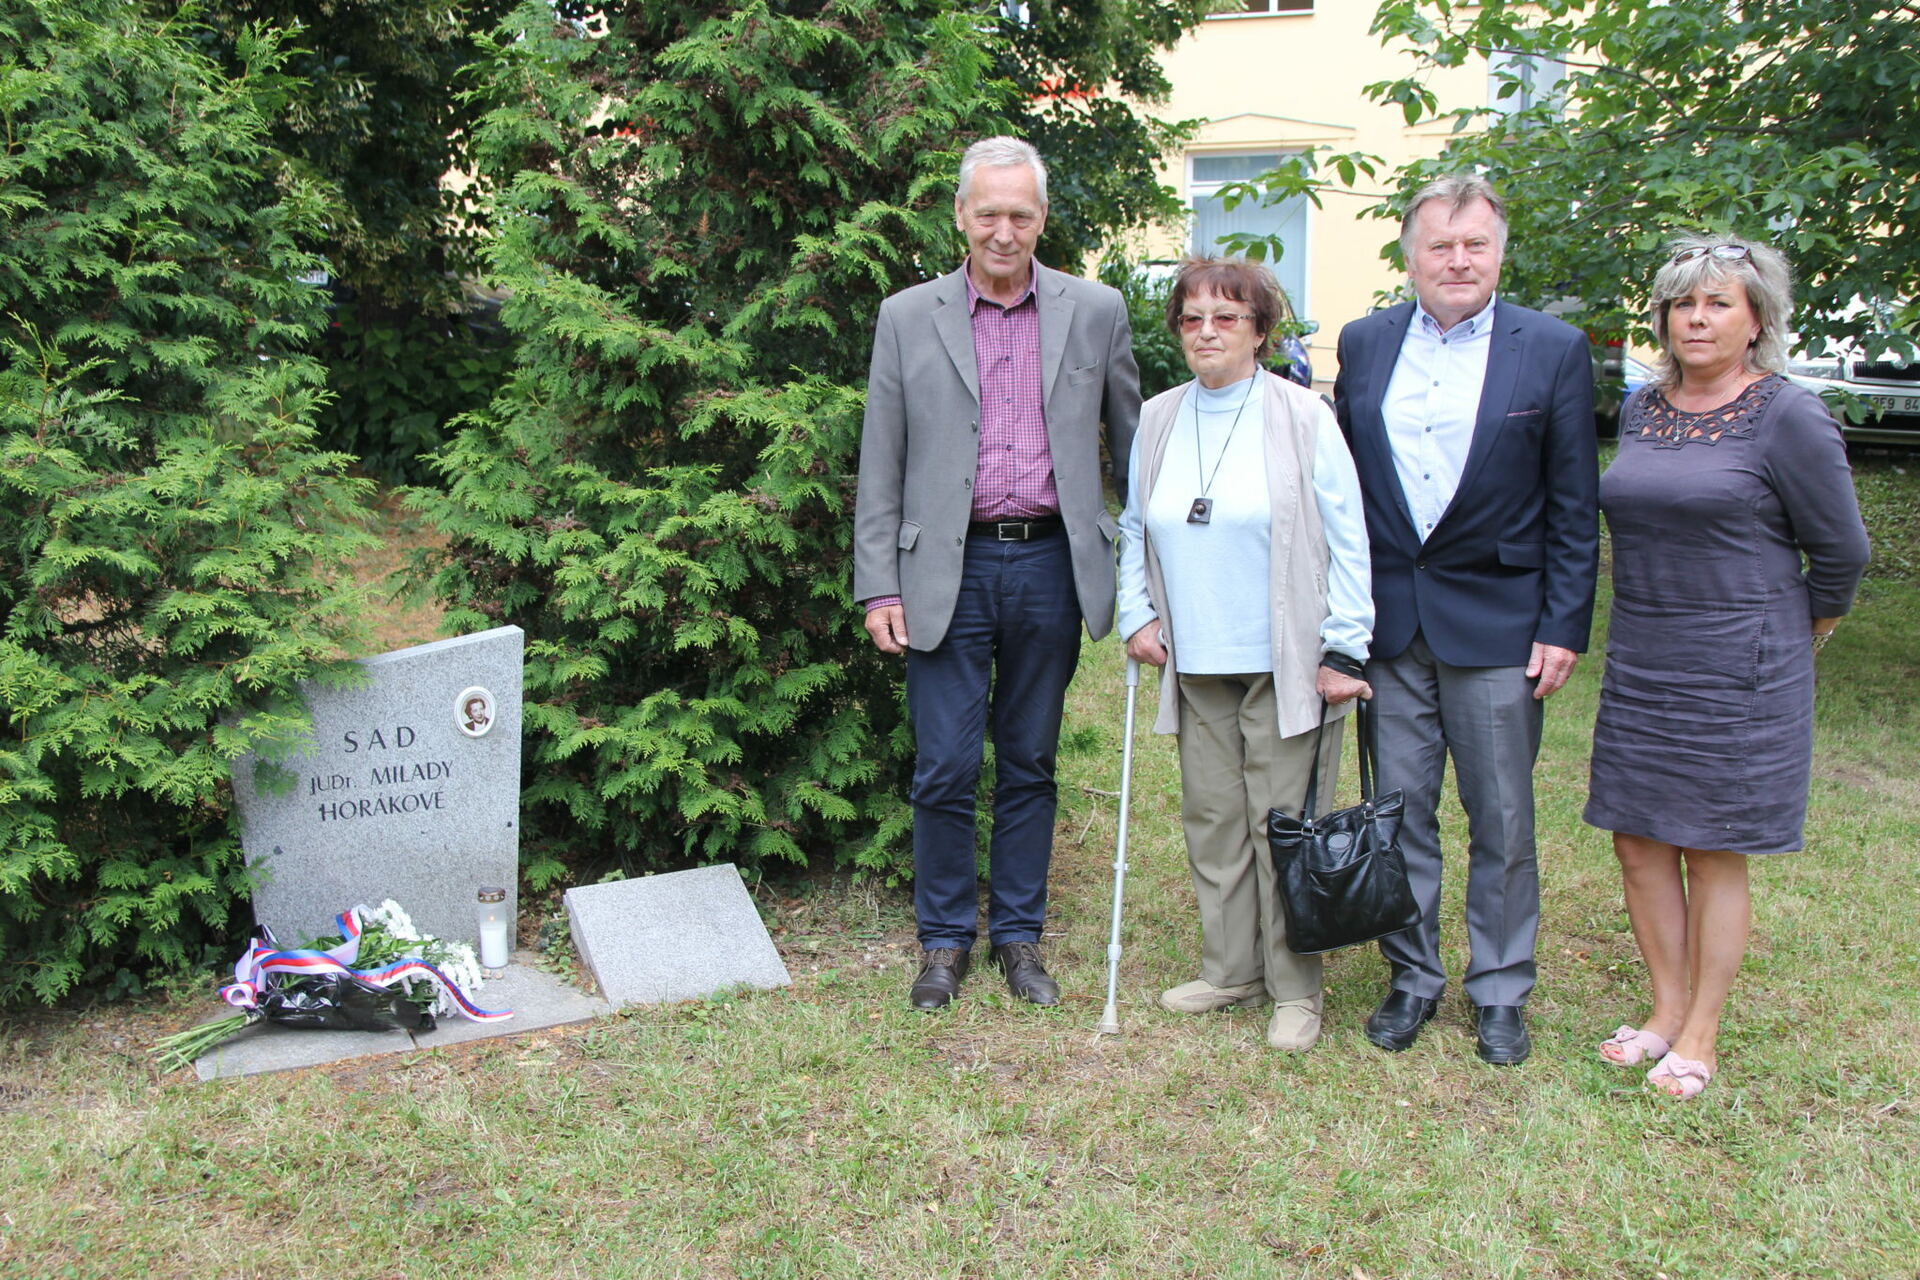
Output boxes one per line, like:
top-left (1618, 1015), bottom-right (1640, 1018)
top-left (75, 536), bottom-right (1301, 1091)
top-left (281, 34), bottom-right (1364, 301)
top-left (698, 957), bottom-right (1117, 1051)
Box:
top-left (257, 968), bottom-right (436, 1033)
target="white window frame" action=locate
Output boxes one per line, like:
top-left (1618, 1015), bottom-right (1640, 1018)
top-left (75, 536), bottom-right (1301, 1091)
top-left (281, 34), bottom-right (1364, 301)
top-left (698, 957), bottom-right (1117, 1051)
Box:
top-left (1186, 151), bottom-right (1312, 320)
top-left (1487, 49), bottom-right (1567, 117)
top-left (1207, 0), bottom-right (1313, 19)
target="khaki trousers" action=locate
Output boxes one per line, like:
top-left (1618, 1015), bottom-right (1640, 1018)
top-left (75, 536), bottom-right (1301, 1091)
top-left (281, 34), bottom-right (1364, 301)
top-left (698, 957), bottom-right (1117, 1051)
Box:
top-left (1176, 672), bottom-right (1342, 1002)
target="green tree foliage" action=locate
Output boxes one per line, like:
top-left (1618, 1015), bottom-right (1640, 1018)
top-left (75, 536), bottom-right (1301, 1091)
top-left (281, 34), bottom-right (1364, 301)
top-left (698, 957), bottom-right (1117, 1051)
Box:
top-left (0, 0), bottom-right (374, 1003)
top-left (411, 0), bottom-right (1023, 884)
top-left (1364, 0), bottom-right (1920, 353)
top-left (314, 298), bottom-right (515, 483)
top-left (199, 0), bottom-right (517, 310)
top-left (992, 0), bottom-right (1213, 269)
top-left (198, 0), bottom-right (522, 482)
top-left (1100, 261), bottom-right (1190, 400)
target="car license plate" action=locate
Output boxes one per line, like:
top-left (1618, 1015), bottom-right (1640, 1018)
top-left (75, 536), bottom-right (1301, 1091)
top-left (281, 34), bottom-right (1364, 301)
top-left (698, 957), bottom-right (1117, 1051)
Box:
top-left (1866, 392), bottom-right (1920, 415)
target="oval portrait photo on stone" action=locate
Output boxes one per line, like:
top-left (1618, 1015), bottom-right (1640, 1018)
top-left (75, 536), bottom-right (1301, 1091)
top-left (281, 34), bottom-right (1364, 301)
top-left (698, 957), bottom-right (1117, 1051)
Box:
top-left (455, 686), bottom-right (496, 738)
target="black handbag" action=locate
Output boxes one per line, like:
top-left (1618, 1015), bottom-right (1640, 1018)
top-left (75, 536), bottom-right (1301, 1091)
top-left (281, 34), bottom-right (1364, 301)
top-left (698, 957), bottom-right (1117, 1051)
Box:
top-left (1267, 698), bottom-right (1420, 955)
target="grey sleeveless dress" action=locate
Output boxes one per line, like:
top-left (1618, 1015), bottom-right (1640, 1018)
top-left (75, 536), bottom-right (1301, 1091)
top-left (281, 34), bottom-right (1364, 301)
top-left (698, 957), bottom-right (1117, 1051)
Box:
top-left (1584, 376), bottom-right (1869, 854)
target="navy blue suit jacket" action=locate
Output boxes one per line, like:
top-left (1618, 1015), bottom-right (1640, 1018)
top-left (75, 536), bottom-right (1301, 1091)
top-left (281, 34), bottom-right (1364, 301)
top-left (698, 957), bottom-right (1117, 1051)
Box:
top-left (1333, 298), bottom-right (1599, 667)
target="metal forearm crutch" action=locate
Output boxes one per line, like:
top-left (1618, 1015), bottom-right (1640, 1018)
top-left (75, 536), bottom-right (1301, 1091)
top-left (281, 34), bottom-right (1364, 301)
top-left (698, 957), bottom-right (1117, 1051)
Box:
top-left (1097, 657), bottom-right (1142, 1035)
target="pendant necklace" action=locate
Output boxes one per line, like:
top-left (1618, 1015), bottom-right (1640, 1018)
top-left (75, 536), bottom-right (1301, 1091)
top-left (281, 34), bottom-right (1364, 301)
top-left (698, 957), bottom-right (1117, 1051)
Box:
top-left (1187, 372), bottom-right (1258, 525)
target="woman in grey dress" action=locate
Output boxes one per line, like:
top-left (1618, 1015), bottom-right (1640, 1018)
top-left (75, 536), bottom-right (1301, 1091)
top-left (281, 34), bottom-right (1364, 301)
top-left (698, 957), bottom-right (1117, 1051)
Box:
top-left (1584, 235), bottom-right (1869, 1099)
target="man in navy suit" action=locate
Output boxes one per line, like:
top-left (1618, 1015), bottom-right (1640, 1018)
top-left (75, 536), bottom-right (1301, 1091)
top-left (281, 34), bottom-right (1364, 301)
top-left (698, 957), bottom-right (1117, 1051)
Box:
top-left (1333, 175), bottom-right (1597, 1064)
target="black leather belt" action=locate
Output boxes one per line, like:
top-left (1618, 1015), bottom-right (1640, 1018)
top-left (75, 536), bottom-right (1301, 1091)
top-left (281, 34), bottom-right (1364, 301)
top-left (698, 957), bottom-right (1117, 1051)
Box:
top-left (967, 516), bottom-right (1064, 541)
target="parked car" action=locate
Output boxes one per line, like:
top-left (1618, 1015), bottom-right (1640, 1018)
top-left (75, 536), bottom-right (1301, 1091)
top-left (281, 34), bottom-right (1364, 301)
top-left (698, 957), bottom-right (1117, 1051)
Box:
top-left (1592, 345), bottom-right (1653, 440)
top-left (1786, 340), bottom-right (1920, 445)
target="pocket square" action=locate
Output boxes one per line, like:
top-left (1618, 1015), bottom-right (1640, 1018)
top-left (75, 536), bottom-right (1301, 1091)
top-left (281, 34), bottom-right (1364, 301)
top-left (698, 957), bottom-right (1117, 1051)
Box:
top-left (1506, 407), bottom-right (1543, 418)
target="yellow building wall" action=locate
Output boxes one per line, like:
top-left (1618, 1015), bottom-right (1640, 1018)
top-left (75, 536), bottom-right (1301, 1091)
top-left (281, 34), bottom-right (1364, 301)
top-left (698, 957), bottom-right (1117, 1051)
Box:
top-left (1141, 5), bottom-right (1494, 382)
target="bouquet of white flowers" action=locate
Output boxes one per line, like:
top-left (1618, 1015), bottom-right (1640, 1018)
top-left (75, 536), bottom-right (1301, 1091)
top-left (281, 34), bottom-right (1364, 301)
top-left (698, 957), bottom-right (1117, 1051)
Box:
top-left (153, 899), bottom-right (510, 1071)
top-left (339, 900), bottom-right (489, 1019)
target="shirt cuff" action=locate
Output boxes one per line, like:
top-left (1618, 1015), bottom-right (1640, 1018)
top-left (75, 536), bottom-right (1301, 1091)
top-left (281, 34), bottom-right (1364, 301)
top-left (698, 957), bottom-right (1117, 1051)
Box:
top-left (1319, 650), bottom-right (1366, 679)
top-left (864, 596), bottom-right (903, 612)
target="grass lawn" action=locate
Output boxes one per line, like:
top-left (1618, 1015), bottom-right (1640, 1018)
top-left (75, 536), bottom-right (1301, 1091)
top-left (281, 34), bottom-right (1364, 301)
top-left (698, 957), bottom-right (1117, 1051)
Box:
top-left (3, 457), bottom-right (1917, 1279)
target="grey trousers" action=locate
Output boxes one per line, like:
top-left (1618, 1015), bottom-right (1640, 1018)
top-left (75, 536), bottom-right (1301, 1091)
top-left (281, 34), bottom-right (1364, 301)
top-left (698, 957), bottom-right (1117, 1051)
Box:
top-left (1367, 635), bottom-right (1543, 1007)
top-left (1175, 672), bottom-right (1342, 1003)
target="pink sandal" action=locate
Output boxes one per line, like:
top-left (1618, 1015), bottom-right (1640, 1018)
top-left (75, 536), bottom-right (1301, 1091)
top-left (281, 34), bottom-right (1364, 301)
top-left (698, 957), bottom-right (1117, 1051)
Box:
top-left (1599, 1025), bottom-right (1671, 1067)
top-left (1647, 1052), bottom-right (1713, 1099)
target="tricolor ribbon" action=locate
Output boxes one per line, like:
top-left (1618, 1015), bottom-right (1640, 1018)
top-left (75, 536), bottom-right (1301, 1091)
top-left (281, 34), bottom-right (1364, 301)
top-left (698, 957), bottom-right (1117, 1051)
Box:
top-left (221, 907), bottom-right (512, 1023)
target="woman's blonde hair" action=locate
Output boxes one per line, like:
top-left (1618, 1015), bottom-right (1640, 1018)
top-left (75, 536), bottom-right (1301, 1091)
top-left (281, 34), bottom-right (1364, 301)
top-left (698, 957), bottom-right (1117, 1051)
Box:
top-left (1648, 233), bottom-right (1793, 390)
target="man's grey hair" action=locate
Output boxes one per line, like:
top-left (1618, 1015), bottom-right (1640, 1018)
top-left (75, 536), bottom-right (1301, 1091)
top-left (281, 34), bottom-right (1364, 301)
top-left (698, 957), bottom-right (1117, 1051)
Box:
top-left (1648, 232), bottom-right (1794, 390)
top-left (1399, 173), bottom-right (1509, 262)
top-left (957, 136), bottom-right (1049, 207)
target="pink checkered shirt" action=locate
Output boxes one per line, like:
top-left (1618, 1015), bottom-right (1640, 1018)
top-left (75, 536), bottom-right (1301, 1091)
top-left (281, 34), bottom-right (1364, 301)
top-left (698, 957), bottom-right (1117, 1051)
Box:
top-left (865, 264), bottom-right (1058, 613)
top-left (965, 266), bottom-right (1057, 522)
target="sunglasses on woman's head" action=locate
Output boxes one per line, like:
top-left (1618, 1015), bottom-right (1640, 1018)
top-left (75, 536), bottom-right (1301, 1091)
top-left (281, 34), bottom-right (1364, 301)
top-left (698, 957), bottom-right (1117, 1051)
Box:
top-left (1671, 244), bottom-right (1752, 265)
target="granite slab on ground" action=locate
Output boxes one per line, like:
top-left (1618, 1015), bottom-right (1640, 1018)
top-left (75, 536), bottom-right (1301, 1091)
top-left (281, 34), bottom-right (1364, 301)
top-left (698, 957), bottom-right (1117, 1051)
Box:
top-left (565, 864), bottom-right (791, 1007)
top-left (233, 626), bottom-right (524, 947)
top-left (192, 958), bottom-right (608, 1081)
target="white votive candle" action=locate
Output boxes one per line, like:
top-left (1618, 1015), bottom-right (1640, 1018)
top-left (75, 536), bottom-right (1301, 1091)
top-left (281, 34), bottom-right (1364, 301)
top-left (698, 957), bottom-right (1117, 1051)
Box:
top-left (476, 885), bottom-right (510, 970)
top-left (479, 917), bottom-right (510, 969)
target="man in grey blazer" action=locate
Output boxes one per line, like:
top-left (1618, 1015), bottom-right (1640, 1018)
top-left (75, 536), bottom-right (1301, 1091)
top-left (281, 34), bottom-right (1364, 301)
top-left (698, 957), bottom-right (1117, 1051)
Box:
top-left (1333, 175), bottom-right (1598, 1064)
top-left (854, 137), bottom-right (1140, 1010)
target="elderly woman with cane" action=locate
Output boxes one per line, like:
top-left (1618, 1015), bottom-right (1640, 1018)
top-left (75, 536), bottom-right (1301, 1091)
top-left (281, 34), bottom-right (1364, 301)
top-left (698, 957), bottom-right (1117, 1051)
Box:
top-left (1585, 234), bottom-right (1869, 1098)
top-left (1117, 256), bottom-right (1372, 1052)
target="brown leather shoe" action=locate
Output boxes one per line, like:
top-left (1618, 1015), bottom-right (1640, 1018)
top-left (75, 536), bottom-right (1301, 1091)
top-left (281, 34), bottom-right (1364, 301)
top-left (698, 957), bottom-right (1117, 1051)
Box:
top-left (991, 941), bottom-right (1059, 1006)
top-left (909, 947), bottom-right (969, 1010)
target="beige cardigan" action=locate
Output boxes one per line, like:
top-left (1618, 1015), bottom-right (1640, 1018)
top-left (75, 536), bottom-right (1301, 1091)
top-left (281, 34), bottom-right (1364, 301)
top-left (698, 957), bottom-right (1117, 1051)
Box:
top-left (1133, 372), bottom-right (1350, 740)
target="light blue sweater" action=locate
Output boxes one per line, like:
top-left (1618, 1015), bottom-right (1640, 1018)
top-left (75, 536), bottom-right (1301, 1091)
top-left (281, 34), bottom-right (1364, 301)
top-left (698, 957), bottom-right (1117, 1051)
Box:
top-left (1117, 374), bottom-right (1372, 673)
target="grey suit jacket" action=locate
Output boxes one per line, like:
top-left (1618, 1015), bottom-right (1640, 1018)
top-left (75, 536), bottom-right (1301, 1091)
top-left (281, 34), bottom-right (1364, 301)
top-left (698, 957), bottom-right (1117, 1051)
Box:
top-left (853, 262), bottom-right (1141, 651)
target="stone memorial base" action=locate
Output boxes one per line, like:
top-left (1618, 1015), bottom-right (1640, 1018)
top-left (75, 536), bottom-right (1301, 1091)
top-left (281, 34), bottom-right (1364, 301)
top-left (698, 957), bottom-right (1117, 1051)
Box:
top-left (191, 956), bottom-right (609, 1082)
top-left (565, 863), bottom-right (791, 1007)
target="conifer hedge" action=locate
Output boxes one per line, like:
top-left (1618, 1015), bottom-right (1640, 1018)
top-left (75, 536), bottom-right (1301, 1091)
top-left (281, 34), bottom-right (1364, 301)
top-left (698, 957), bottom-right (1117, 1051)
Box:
top-left (411, 0), bottom-right (1020, 883)
top-left (0, 1), bottom-right (374, 1003)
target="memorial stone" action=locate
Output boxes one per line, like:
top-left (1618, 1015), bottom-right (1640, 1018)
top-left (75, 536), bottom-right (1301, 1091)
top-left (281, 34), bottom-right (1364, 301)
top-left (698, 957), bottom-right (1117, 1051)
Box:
top-left (565, 865), bottom-right (791, 1007)
top-left (233, 626), bottom-right (524, 948)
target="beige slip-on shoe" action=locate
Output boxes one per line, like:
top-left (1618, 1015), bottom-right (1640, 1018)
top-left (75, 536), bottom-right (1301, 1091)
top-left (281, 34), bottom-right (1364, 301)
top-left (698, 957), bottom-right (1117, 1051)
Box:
top-left (1266, 995), bottom-right (1324, 1052)
top-left (1159, 978), bottom-right (1270, 1014)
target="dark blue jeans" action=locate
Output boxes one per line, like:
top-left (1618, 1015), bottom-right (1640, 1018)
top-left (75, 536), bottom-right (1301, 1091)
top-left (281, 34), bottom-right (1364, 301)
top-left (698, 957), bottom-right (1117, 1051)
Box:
top-left (906, 531), bottom-right (1081, 950)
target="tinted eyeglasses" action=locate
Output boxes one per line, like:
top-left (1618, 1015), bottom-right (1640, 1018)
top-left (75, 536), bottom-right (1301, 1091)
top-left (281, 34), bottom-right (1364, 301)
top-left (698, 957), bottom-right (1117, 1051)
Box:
top-left (1177, 311), bottom-right (1256, 333)
top-left (1671, 244), bottom-right (1752, 265)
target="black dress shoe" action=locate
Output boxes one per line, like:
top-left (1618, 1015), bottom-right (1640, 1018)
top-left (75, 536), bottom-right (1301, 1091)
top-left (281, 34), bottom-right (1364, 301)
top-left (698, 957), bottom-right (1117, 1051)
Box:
top-left (991, 941), bottom-right (1060, 1006)
top-left (1474, 1005), bottom-right (1531, 1065)
top-left (909, 948), bottom-right (970, 1010)
top-left (1364, 989), bottom-right (1438, 1052)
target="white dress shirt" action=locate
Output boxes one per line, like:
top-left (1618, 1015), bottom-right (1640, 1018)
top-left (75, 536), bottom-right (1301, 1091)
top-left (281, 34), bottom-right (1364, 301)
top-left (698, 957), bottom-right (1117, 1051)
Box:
top-left (1382, 295), bottom-right (1497, 541)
